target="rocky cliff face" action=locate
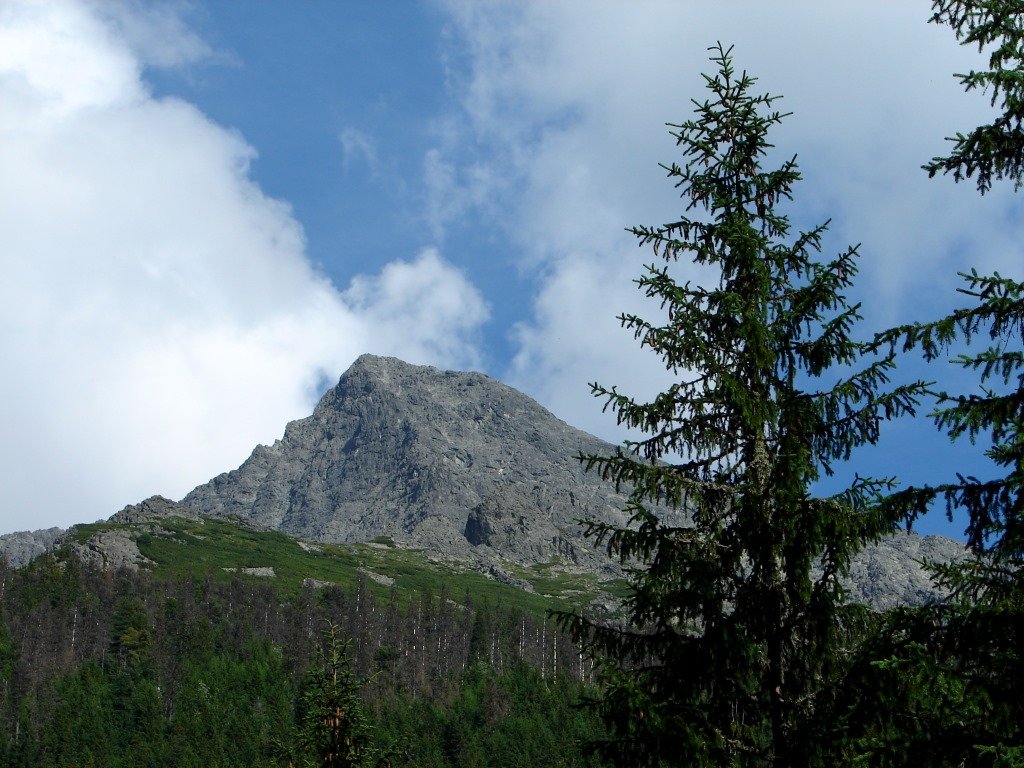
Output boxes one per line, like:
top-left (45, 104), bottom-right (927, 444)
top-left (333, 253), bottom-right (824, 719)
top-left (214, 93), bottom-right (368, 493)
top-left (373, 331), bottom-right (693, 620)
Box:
top-left (180, 354), bottom-right (966, 606)
top-left (0, 527), bottom-right (65, 568)
top-left (844, 531), bottom-right (964, 609)
top-left (183, 354), bottom-right (632, 570)
top-left (1, 354), bottom-right (968, 610)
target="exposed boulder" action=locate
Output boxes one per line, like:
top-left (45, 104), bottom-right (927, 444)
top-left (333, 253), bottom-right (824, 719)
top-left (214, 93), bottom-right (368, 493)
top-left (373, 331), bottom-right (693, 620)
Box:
top-left (66, 530), bottom-right (153, 572)
top-left (0, 527), bottom-right (65, 568)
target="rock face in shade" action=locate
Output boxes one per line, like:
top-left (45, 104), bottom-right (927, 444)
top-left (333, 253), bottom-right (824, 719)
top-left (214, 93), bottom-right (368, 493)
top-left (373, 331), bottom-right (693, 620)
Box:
top-left (182, 354), bottom-right (633, 571)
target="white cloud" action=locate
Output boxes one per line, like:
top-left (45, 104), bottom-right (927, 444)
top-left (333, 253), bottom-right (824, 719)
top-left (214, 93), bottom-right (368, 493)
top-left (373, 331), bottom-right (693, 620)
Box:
top-left (0, 0), bottom-right (143, 118)
top-left (422, 146), bottom-right (496, 243)
top-left (435, 0), bottom-right (1024, 443)
top-left (90, 0), bottom-right (216, 70)
top-left (339, 126), bottom-right (380, 174)
top-left (0, 1), bottom-right (487, 533)
top-left (510, 255), bottom-right (676, 441)
top-left (343, 248), bottom-right (490, 370)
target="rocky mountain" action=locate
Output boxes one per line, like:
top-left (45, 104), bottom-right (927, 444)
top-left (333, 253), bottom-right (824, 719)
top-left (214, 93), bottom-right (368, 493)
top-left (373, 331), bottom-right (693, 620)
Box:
top-left (0, 526), bottom-right (64, 568)
top-left (1, 354), bottom-right (966, 609)
top-left (183, 354), bottom-right (633, 573)
top-left (180, 354), bottom-right (965, 605)
top-left (844, 531), bottom-right (965, 609)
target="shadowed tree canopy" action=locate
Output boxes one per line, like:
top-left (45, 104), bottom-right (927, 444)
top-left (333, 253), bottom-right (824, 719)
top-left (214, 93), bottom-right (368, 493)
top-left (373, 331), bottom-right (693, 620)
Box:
top-left (923, 0), bottom-right (1024, 193)
top-left (561, 44), bottom-right (925, 767)
top-left (846, 3), bottom-right (1024, 764)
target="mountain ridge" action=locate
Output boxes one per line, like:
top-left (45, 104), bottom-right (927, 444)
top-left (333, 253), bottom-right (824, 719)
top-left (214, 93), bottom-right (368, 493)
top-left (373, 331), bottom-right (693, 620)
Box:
top-left (182, 354), bottom-right (633, 571)
top-left (2, 354), bottom-right (965, 609)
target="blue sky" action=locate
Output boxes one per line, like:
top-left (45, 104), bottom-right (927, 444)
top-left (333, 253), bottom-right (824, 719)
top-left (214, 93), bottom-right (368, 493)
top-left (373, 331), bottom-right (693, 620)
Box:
top-left (1, 0), bottom-right (1019, 539)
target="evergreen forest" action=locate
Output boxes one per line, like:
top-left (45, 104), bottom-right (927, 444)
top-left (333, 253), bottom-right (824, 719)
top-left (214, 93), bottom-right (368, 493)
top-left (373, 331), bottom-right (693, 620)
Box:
top-left (0, 553), bottom-right (602, 767)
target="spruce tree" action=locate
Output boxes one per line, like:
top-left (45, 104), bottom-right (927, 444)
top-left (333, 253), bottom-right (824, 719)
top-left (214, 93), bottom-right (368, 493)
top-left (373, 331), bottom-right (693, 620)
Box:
top-left (923, 0), bottom-right (1024, 193)
top-left (562, 45), bottom-right (924, 767)
top-left (286, 623), bottom-right (390, 768)
top-left (848, 3), bottom-right (1024, 764)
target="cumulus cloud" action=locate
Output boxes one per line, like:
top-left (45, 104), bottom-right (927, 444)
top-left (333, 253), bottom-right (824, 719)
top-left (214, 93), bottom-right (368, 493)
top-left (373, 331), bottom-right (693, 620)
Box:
top-left (510, 254), bottom-right (677, 439)
top-left (0, 0), bottom-right (487, 533)
top-left (422, 146), bottom-right (495, 243)
top-left (90, 0), bottom-right (216, 70)
top-left (434, 0), bottom-right (1024, 443)
top-left (343, 248), bottom-right (489, 369)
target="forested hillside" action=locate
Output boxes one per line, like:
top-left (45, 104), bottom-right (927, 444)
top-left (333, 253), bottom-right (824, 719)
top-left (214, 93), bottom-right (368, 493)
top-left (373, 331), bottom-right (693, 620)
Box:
top-left (0, 551), bottom-right (601, 766)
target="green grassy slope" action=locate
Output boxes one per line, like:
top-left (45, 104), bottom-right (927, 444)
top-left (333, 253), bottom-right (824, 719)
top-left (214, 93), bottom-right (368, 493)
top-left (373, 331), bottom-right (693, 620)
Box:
top-left (65, 515), bottom-right (627, 619)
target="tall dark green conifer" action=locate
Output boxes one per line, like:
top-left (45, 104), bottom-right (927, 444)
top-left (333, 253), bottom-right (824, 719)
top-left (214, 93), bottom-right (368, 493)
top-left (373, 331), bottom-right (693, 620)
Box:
top-left (562, 45), bottom-right (924, 767)
top-left (849, 3), bottom-right (1024, 764)
top-left (923, 0), bottom-right (1024, 192)
top-left (287, 623), bottom-right (390, 768)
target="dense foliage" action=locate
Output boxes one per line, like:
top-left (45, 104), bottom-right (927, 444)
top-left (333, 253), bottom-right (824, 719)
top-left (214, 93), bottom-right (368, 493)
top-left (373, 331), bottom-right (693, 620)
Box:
top-left (561, 44), bottom-right (925, 767)
top-left (0, 554), bottom-right (600, 767)
top-left (840, 2), bottom-right (1024, 765)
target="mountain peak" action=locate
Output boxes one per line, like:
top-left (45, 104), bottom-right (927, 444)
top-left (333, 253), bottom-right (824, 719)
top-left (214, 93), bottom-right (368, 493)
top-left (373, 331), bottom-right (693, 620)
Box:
top-left (185, 356), bottom-right (625, 569)
top-left (344, 353), bottom-right (420, 377)
top-left (315, 354), bottom-right (486, 415)
top-left (174, 356), bottom-right (966, 607)
top-left (0, 354), bottom-right (968, 609)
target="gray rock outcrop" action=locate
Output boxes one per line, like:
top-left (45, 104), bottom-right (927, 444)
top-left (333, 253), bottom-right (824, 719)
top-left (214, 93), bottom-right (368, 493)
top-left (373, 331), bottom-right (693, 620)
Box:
top-left (67, 530), bottom-right (153, 572)
top-left (0, 527), bottom-right (65, 568)
top-left (108, 495), bottom-right (202, 525)
top-left (183, 354), bottom-right (631, 569)
top-left (180, 354), bottom-right (967, 609)
top-left (844, 530), bottom-right (967, 609)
